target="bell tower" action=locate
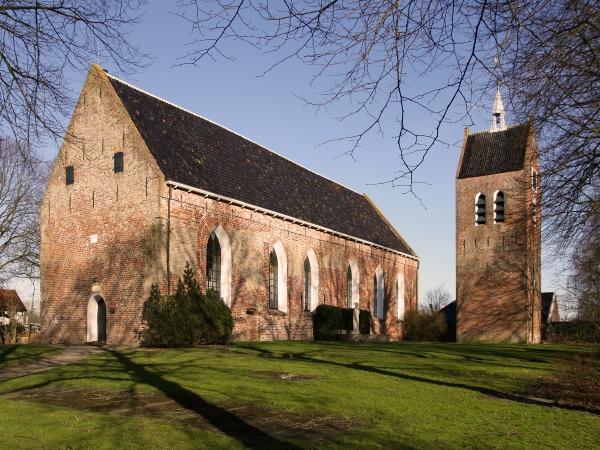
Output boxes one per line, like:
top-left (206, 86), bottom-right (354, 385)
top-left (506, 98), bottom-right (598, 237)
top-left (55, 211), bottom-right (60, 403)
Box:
top-left (455, 89), bottom-right (541, 343)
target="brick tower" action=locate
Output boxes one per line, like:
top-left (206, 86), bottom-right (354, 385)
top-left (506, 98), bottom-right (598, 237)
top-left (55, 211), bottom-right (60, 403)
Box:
top-left (455, 89), bottom-right (541, 343)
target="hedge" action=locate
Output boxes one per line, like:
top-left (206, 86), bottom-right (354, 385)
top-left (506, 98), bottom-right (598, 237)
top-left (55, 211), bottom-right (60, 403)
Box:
top-left (313, 304), bottom-right (371, 340)
top-left (546, 321), bottom-right (600, 344)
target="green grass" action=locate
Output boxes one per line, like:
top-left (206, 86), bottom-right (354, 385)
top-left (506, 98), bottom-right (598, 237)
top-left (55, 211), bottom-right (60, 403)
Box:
top-left (0, 344), bottom-right (62, 369)
top-left (0, 341), bottom-right (599, 449)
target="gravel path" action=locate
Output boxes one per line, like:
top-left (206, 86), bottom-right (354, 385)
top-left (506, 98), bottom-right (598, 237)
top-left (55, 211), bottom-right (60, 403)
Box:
top-left (0, 345), bottom-right (103, 380)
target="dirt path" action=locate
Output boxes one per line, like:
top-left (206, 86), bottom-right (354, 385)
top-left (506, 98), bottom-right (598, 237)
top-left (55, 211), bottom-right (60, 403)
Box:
top-left (0, 345), bottom-right (103, 380)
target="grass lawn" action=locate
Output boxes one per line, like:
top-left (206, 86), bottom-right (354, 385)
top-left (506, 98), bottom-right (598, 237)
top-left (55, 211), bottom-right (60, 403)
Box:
top-left (0, 341), bottom-right (598, 449)
top-left (0, 344), bottom-right (63, 370)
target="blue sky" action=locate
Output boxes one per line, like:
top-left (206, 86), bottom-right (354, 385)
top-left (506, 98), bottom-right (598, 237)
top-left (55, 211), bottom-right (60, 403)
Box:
top-left (30, 2), bottom-right (559, 307)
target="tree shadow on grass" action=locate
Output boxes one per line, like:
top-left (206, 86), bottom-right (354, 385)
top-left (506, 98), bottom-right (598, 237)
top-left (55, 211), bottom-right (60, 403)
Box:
top-left (0, 346), bottom-right (18, 366)
top-left (239, 345), bottom-right (600, 416)
top-left (105, 348), bottom-right (301, 450)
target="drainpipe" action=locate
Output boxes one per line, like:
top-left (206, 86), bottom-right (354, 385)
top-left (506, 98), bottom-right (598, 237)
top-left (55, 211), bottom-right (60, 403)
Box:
top-left (167, 185), bottom-right (172, 295)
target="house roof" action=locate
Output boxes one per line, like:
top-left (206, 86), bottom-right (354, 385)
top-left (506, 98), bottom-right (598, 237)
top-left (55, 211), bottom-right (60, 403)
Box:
top-left (106, 73), bottom-right (416, 257)
top-left (440, 300), bottom-right (457, 326)
top-left (541, 292), bottom-right (556, 324)
top-left (458, 123), bottom-right (531, 179)
top-left (0, 289), bottom-right (26, 312)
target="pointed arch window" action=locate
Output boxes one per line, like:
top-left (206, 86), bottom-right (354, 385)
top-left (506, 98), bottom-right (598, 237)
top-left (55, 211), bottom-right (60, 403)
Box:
top-left (475, 193), bottom-right (486, 225)
top-left (347, 260), bottom-right (360, 308)
top-left (206, 232), bottom-right (221, 295)
top-left (494, 191), bottom-right (505, 223)
top-left (303, 257), bottom-right (311, 311)
top-left (347, 266), bottom-right (353, 308)
top-left (269, 250), bottom-right (278, 310)
top-left (373, 275), bottom-right (378, 315)
top-left (397, 272), bottom-right (405, 320)
top-left (375, 266), bottom-right (384, 319)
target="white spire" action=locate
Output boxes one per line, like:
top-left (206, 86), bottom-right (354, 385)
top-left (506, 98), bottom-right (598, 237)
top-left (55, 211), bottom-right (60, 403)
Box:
top-left (490, 87), bottom-right (506, 132)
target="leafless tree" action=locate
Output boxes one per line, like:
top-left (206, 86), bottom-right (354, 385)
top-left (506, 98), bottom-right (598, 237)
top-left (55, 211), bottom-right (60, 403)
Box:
top-left (565, 198), bottom-right (600, 321)
top-left (0, 0), bottom-right (145, 147)
top-left (0, 138), bottom-right (47, 285)
top-left (174, 0), bottom-right (599, 250)
top-left (424, 284), bottom-right (452, 313)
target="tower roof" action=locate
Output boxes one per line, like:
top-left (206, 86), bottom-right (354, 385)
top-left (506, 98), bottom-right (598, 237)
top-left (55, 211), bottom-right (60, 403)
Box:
top-left (457, 123), bottom-right (531, 179)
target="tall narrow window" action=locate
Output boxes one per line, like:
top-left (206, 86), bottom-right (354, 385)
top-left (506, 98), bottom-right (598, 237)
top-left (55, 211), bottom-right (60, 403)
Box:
top-left (113, 152), bottom-right (124, 173)
top-left (206, 232), bottom-right (221, 295)
top-left (531, 169), bottom-right (539, 191)
top-left (373, 275), bottom-right (378, 315)
top-left (494, 191), bottom-right (505, 223)
top-left (65, 166), bottom-right (74, 185)
top-left (269, 249), bottom-right (278, 309)
top-left (346, 266), bottom-right (352, 308)
top-left (475, 193), bottom-right (486, 225)
top-left (303, 257), bottom-right (311, 311)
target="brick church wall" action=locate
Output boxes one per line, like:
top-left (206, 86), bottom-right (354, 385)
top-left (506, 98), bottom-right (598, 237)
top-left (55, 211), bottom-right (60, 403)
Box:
top-left (40, 66), bottom-right (418, 345)
top-left (165, 187), bottom-right (418, 341)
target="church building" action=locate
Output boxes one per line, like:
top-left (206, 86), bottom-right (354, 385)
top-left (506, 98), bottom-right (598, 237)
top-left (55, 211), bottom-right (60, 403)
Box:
top-left (40, 65), bottom-right (419, 345)
top-left (455, 89), bottom-right (542, 343)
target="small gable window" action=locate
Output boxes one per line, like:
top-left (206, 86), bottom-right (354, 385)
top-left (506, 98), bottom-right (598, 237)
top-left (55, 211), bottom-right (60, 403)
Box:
top-left (113, 152), bottom-right (124, 173)
top-left (269, 249), bottom-right (278, 310)
top-left (66, 166), bottom-right (74, 185)
top-left (494, 191), bottom-right (505, 223)
top-left (475, 193), bottom-right (486, 225)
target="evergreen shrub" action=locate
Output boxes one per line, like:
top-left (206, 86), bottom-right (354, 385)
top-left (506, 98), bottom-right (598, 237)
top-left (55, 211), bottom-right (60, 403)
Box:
top-left (141, 264), bottom-right (233, 347)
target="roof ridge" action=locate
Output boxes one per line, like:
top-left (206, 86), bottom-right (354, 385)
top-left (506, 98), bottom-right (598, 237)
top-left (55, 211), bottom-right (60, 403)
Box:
top-left (469, 122), bottom-right (529, 136)
top-left (104, 71), bottom-right (364, 197)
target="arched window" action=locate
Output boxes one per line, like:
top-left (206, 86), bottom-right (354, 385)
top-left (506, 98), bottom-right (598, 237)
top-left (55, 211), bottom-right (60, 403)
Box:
top-left (206, 232), bottom-right (221, 295)
top-left (347, 266), bottom-right (353, 307)
top-left (304, 249), bottom-right (319, 311)
top-left (397, 272), bottom-right (405, 320)
top-left (303, 258), bottom-right (311, 311)
top-left (347, 260), bottom-right (360, 308)
top-left (204, 226), bottom-right (232, 306)
top-left (375, 266), bottom-right (384, 319)
top-left (493, 191), bottom-right (505, 223)
top-left (269, 241), bottom-right (288, 312)
top-left (475, 193), bottom-right (486, 225)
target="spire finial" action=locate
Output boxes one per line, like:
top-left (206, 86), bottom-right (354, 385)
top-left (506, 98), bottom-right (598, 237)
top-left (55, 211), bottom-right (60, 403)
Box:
top-left (490, 56), bottom-right (507, 132)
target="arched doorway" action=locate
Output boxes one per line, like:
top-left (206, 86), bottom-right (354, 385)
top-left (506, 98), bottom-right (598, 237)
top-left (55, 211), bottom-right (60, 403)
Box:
top-left (97, 297), bottom-right (106, 342)
top-left (87, 295), bottom-right (107, 343)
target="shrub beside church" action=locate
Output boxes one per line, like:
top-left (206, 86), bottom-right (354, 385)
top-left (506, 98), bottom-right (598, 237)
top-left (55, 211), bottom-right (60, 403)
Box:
top-left (141, 264), bottom-right (233, 347)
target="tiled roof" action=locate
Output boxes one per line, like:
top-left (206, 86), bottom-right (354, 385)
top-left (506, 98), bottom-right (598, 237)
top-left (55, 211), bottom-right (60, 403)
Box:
top-left (541, 292), bottom-right (555, 324)
top-left (0, 289), bottom-right (26, 312)
top-left (107, 75), bottom-right (416, 256)
top-left (458, 123), bottom-right (531, 179)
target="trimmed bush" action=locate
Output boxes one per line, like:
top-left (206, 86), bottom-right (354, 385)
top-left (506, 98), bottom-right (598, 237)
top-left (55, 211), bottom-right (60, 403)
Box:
top-left (313, 304), bottom-right (371, 340)
top-left (403, 309), bottom-right (447, 341)
top-left (141, 264), bottom-right (234, 347)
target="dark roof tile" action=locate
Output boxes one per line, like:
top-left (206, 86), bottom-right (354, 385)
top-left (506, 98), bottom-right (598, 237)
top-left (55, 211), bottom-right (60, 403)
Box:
top-left (458, 123), bottom-right (531, 179)
top-left (108, 76), bottom-right (415, 256)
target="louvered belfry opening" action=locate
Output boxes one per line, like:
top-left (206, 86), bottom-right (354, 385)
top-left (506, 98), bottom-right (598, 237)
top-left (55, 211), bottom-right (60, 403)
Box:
top-left (494, 191), bottom-right (505, 223)
top-left (476, 193), bottom-right (486, 225)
